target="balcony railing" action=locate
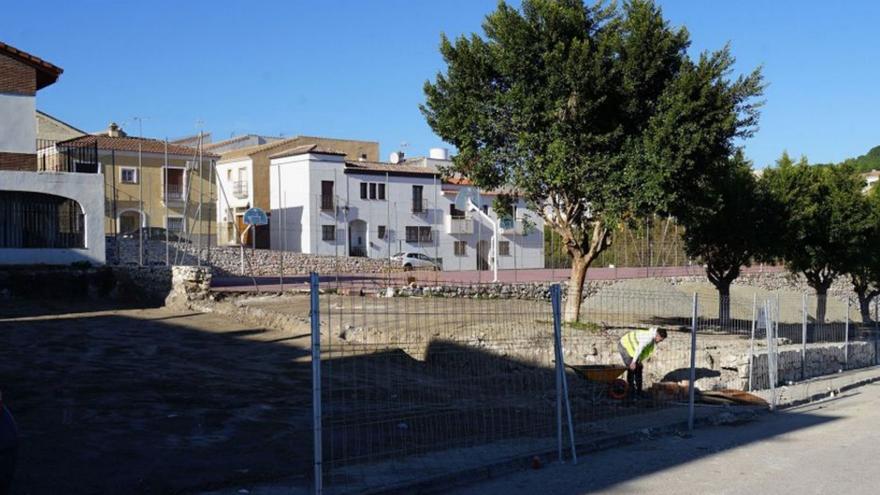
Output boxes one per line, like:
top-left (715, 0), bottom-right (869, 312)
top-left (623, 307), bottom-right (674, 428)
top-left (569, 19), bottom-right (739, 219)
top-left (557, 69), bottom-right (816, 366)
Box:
top-left (411, 198), bottom-right (428, 214)
top-left (498, 217), bottom-right (524, 235)
top-left (445, 214), bottom-right (473, 234)
top-left (232, 180), bottom-right (248, 199)
top-left (164, 183), bottom-right (184, 201)
top-left (320, 194), bottom-right (335, 211)
top-left (36, 139), bottom-right (99, 173)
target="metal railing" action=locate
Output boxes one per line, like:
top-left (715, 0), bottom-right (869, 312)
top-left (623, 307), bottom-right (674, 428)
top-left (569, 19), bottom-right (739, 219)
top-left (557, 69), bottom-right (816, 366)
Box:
top-left (36, 139), bottom-right (99, 173)
top-left (320, 194), bottom-right (335, 211)
top-left (411, 198), bottom-right (428, 214)
top-left (232, 180), bottom-right (248, 199)
top-left (164, 183), bottom-right (184, 201)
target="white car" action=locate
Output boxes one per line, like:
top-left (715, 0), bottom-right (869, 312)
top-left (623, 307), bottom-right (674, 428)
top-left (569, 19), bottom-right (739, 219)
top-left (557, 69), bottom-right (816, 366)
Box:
top-left (392, 252), bottom-right (442, 271)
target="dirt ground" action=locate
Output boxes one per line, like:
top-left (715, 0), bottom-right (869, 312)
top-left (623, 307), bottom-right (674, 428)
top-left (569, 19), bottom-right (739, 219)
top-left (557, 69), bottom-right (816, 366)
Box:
top-left (0, 301), bottom-right (313, 494)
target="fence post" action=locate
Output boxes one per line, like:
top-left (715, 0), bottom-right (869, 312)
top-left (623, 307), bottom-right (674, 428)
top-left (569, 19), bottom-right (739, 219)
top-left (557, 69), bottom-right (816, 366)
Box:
top-left (310, 272), bottom-right (323, 495)
top-left (550, 284), bottom-right (577, 464)
top-left (748, 293), bottom-right (757, 392)
top-left (845, 297), bottom-right (850, 370)
top-left (874, 296), bottom-right (880, 366)
top-left (802, 293), bottom-right (808, 380)
top-left (766, 300), bottom-right (777, 412)
top-left (688, 292), bottom-right (698, 432)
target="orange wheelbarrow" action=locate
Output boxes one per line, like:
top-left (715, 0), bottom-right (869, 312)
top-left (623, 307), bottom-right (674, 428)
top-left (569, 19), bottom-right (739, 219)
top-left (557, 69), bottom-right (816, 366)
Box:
top-left (565, 364), bottom-right (629, 402)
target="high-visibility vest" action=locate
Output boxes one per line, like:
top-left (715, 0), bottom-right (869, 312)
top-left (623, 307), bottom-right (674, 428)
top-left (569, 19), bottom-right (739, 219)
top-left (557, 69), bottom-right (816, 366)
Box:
top-left (620, 330), bottom-right (656, 362)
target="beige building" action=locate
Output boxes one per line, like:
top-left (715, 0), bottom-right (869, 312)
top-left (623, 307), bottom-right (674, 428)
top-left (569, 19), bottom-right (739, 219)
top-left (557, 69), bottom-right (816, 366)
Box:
top-left (216, 135), bottom-right (379, 246)
top-left (36, 110), bottom-right (86, 142)
top-left (59, 124), bottom-right (219, 243)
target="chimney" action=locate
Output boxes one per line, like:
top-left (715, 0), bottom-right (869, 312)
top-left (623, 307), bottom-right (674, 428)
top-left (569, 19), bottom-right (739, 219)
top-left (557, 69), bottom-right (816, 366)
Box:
top-left (107, 122), bottom-right (127, 138)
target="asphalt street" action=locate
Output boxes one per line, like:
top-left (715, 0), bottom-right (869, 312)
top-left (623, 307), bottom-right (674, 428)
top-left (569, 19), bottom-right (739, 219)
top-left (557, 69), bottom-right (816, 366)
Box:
top-left (451, 382), bottom-right (880, 495)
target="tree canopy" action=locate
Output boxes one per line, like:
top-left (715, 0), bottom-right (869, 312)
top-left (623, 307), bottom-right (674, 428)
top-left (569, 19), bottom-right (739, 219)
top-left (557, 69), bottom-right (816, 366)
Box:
top-left (760, 153), bottom-right (872, 322)
top-left (422, 0), bottom-right (763, 321)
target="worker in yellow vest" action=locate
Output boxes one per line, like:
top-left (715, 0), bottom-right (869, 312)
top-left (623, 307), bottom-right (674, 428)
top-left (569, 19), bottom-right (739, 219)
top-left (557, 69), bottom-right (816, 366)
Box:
top-left (618, 327), bottom-right (667, 399)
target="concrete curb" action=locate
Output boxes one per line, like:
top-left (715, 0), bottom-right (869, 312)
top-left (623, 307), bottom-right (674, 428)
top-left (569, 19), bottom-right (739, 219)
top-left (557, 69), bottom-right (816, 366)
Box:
top-left (367, 367), bottom-right (880, 495)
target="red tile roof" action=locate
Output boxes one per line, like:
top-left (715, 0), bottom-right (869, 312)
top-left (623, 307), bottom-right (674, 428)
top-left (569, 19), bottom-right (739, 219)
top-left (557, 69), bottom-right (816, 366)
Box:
top-left (59, 135), bottom-right (219, 158)
top-left (0, 41), bottom-right (63, 89)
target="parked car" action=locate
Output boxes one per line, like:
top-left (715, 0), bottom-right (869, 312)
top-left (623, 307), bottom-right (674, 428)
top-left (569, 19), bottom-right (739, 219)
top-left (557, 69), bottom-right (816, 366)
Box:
top-left (121, 227), bottom-right (189, 243)
top-left (391, 252), bottom-right (442, 271)
top-left (0, 392), bottom-right (17, 494)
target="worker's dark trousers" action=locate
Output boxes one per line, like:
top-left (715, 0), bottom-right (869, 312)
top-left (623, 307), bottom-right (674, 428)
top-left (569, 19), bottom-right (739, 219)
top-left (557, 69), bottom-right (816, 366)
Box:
top-left (618, 342), bottom-right (644, 396)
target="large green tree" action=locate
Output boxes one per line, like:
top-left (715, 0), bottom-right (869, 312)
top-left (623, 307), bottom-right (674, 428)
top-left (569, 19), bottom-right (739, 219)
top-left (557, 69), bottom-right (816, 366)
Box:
top-left (842, 185), bottom-right (880, 323)
top-left (680, 152), bottom-right (772, 325)
top-left (761, 154), bottom-right (872, 323)
top-left (422, 0), bottom-right (763, 321)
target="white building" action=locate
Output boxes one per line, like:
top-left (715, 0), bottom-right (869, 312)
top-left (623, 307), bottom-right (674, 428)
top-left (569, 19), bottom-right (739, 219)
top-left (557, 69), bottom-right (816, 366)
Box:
top-left (268, 146), bottom-right (544, 271)
top-left (0, 41), bottom-right (105, 265)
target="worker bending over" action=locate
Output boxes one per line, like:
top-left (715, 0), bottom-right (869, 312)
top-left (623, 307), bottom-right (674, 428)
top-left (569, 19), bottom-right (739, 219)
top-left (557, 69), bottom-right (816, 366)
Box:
top-left (618, 327), bottom-right (667, 398)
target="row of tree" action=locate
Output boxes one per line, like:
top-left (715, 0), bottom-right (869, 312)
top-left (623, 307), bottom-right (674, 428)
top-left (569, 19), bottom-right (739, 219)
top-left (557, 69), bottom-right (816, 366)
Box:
top-left (683, 152), bottom-right (880, 324)
top-left (421, 0), bottom-right (877, 323)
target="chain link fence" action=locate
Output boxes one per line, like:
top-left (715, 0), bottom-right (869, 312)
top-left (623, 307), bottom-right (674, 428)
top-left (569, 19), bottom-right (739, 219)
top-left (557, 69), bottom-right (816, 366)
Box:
top-left (306, 277), bottom-right (880, 494)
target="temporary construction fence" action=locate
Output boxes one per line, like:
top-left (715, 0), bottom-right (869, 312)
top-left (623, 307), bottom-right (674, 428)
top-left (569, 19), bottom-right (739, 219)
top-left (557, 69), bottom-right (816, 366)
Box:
top-left (308, 276), bottom-right (880, 494)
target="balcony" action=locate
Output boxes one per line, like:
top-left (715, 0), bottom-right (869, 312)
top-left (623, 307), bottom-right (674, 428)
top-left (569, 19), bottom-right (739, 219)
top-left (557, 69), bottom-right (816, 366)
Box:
top-left (411, 198), bottom-right (428, 214)
top-left (232, 180), bottom-right (248, 199)
top-left (320, 194), bottom-right (335, 211)
top-left (445, 214), bottom-right (473, 234)
top-left (498, 217), bottom-right (524, 235)
top-left (164, 183), bottom-right (184, 201)
top-left (36, 139), bottom-right (99, 173)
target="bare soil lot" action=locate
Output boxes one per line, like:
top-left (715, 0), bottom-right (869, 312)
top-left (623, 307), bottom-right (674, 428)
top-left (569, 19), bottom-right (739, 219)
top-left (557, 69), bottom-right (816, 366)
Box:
top-left (0, 302), bottom-right (313, 494)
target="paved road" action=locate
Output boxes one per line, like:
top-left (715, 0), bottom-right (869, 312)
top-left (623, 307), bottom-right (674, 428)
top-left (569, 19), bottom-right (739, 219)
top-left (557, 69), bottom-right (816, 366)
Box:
top-left (452, 382), bottom-right (880, 495)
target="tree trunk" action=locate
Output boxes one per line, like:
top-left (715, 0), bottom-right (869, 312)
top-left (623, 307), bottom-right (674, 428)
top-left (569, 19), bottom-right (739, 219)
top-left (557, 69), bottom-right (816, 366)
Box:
top-left (564, 253), bottom-right (589, 322)
top-left (717, 282), bottom-right (732, 327)
top-left (857, 290), bottom-right (874, 324)
top-left (815, 288), bottom-right (828, 325)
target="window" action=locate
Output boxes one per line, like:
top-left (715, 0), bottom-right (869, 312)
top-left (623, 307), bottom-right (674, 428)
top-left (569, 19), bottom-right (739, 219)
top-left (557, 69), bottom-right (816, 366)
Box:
top-left (321, 181), bottom-right (334, 210)
top-left (378, 225), bottom-right (387, 239)
top-left (360, 182), bottom-right (386, 201)
top-left (322, 225), bottom-right (335, 241)
top-left (120, 167), bottom-right (138, 184)
top-left (412, 185), bottom-right (424, 212)
top-left (454, 240), bottom-right (467, 256)
top-left (167, 217), bottom-right (184, 233)
top-left (450, 204), bottom-right (465, 219)
top-left (406, 226), bottom-right (432, 243)
top-left (481, 204), bottom-right (489, 215)
top-left (498, 241), bottom-right (510, 256)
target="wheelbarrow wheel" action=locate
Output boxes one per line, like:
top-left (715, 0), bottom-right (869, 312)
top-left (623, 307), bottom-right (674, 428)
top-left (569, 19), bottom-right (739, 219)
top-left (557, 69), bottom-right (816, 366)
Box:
top-left (608, 379), bottom-right (628, 400)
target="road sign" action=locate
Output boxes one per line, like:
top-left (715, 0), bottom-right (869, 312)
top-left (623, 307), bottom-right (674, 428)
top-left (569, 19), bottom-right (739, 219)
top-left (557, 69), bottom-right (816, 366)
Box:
top-left (243, 207), bottom-right (268, 226)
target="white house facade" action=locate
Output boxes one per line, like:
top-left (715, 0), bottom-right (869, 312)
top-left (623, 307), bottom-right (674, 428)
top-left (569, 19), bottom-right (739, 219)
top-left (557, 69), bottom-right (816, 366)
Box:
top-left (269, 147), bottom-right (544, 271)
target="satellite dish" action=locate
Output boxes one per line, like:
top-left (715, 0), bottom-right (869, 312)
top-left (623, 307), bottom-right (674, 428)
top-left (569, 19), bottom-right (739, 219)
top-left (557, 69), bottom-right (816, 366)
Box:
top-left (389, 151), bottom-right (404, 164)
top-left (453, 186), bottom-right (480, 211)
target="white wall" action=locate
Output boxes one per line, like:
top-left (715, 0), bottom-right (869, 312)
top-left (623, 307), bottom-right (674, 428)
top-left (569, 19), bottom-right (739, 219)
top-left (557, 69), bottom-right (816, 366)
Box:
top-left (0, 170), bottom-right (106, 265)
top-left (0, 94), bottom-right (36, 154)
top-left (216, 158), bottom-right (253, 213)
top-left (269, 152), bottom-right (545, 271)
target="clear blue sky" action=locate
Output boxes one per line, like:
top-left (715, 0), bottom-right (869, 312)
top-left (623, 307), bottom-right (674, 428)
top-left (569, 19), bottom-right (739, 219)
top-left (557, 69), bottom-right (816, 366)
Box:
top-left (3, 1), bottom-right (878, 168)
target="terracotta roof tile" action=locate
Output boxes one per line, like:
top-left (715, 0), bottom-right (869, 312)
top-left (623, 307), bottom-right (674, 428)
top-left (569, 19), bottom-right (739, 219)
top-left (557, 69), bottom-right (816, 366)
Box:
top-left (0, 41), bottom-right (63, 89)
top-left (343, 160), bottom-right (440, 177)
top-left (59, 135), bottom-right (219, 158)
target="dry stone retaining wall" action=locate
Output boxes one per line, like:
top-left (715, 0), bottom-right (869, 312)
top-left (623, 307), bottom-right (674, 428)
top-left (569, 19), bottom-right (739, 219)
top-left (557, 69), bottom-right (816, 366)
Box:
top-left (106, 239), bottom-right (392, 277)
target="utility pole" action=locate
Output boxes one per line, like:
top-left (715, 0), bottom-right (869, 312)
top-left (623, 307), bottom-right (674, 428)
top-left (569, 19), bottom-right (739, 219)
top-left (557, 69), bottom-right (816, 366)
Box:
top-left (133, 116), bottom-right (146, 266)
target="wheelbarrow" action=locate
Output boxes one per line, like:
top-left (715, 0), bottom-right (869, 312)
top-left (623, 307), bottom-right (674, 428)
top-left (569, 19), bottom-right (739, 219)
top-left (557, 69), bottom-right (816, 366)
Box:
top-left (565, 364), bottom-right (629, 402)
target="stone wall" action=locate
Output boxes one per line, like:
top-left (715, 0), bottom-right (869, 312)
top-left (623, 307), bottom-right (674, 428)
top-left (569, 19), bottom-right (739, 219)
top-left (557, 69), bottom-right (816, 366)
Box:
top-left (106, 238), bottom-right (393, 277)
top-left (724, 341), bottom-right (876, 390)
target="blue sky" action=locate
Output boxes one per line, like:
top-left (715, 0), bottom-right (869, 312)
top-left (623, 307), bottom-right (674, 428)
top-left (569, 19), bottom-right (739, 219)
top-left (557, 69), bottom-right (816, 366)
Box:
top-left (3, 1), bottom-right (878, 168)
